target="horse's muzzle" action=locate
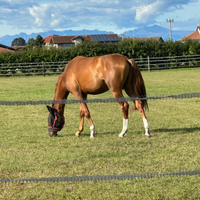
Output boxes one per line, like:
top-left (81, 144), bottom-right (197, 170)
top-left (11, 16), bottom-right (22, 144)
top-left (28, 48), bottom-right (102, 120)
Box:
top-left (48, 131), bottom-right (58, 137)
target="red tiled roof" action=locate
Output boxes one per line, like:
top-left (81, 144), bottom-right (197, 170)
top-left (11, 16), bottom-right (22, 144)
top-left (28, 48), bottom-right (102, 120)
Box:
top-left (84, 35), bottom-right (93, 41)
top-left (132, 36), bottom-right (164, 42)
top-left (44, 34), bottom-right (59, 43)
top-left (49, 34), bottom-right (119, 45)
top-left (107, 34), bottom-right (119, 38)
top-left (50, 35), bottom-right (75, 44)
top-left (50, 35), bottom-right (94, 44)
top-left (11, 46), bottom-right (25, 51)
top-left (0, 47), bottom-right (15, 52)
top-left (0, 44), bottom-right (15, 52)
top-left (72, 35), bottom-right (86, 40)
top-left (179, 26), bottom-right (200, 40)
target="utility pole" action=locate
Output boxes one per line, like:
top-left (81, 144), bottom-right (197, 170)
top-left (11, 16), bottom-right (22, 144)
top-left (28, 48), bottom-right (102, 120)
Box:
top-left (166, 19), bottom-right (174, 41)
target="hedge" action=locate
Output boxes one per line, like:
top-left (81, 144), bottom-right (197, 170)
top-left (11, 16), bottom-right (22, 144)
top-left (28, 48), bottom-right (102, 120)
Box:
top-left (1, 38), bottom-right (200, 65)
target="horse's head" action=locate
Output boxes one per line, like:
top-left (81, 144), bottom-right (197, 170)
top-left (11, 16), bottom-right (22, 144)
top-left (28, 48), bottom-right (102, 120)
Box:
top-left (46, 106), bottom-right (65, 137)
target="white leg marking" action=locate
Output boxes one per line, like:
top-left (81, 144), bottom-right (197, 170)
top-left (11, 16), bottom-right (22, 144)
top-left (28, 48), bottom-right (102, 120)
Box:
top-left (143, 118), bottom-right (151, 137)
top-left (119, 118), bottom-right (128, 138)
top-left (90, 124), bottom-right (95, 138)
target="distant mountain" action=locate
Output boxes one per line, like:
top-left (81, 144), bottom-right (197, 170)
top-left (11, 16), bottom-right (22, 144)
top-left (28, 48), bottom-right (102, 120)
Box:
top-left (0, 25), bottom-right (193, 46)
top-left (0, 29), bottom-right (113, 46)
top-left (123, 25), bottom-right (192, 41)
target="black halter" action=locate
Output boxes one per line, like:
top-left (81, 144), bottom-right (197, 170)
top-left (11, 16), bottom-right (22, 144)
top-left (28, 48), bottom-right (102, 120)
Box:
top-left (48, 112), bottom-right (65, 132)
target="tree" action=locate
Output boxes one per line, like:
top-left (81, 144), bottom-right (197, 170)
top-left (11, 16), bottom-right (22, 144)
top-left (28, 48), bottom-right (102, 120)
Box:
top-left (27, 38), bottom-right (36, 48)
top-left (35, 35), bottom-right (45, 47)
top-left (11, 37), bottom-right (26, 46)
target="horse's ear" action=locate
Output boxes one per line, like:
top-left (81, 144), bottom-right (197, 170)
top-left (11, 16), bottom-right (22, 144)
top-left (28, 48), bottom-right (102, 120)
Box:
top-left (46, 106), bottom-right (57, 115)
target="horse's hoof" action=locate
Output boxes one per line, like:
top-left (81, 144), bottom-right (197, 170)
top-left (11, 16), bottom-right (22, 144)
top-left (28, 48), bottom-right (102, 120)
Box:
top-left (145, 134), bottom-right (152, 138)
top-left (49, 132), bottom-right (58, 137)
top-left (75, 132), bottom-right (81, 137)
top-left (119, 134), bottom-right (125, 138)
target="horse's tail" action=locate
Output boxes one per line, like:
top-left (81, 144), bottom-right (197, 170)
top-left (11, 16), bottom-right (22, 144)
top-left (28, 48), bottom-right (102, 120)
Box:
top-left (127, 59), bottom-right (148, 111)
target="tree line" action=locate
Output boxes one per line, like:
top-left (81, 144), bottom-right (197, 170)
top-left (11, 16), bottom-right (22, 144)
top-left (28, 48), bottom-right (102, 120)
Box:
top-left (1, 37), bottom-right (200, 65)
top-left (11, 35), bottom-right (45, 48)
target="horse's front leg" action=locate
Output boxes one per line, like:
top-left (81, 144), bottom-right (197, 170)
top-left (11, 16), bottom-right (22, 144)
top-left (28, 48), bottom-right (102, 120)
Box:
top-left (73, 91), bottom-right (95, 138)
top-left (75, 108), bottom-right (84, 137)
top-left (76, 103), bottom-right (95, 138)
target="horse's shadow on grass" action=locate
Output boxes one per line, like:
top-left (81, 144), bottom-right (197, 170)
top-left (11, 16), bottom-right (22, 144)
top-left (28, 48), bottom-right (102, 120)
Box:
top-left (152, 127), bottom-right (199, 135)
top-left (60, 127), bottom-right (199, 137)
top-left (63, 131), bottom-right (120, 137)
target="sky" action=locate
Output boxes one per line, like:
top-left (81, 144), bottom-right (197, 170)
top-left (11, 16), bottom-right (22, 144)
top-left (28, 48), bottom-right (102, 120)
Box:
top-left (0, 0), bottom-right (200, 37)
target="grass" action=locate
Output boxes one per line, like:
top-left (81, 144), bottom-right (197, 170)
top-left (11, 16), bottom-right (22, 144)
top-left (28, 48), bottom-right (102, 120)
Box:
top-left (0, 68), bottom-right (200, 199)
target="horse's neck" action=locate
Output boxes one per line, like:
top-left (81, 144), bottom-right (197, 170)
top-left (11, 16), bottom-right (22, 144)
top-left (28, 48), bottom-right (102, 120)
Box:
top-left (54, 103), bottom-right (65, 117)
top-left (53, 81), bottom-right (69, 117)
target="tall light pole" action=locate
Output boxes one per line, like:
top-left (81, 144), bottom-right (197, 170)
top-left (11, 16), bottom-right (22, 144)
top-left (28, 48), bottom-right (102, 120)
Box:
top-left (166, 19), bottom-right (174, 41)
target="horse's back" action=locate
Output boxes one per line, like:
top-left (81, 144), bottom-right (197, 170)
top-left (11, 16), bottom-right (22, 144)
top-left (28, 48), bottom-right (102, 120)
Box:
top-left (63, 54), bottom-right (130, 94)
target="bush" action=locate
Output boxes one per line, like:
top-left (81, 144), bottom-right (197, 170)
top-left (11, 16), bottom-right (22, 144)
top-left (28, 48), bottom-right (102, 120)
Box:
top-left (1, 38), bottom-right (200, 75)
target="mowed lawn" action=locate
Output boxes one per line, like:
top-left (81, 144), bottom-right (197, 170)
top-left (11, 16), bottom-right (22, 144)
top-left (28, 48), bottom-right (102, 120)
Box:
top-left (0, 68), bottom-right (200, 199)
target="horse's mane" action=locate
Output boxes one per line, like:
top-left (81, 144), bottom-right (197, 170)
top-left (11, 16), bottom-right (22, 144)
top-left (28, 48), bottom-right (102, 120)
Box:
top-left (52, 63), bottom-right (69, 107)
top-left (55, 75), bottom-right (62, 93)
top-left (52, 75), bottom-right (62, 107)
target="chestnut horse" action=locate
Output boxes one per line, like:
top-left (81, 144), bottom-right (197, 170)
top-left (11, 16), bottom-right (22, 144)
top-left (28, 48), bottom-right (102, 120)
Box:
top-left (47, 53), bottom-right (151, 138)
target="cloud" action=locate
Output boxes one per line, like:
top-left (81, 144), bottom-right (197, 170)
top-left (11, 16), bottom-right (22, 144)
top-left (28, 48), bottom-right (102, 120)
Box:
top-left (135, 0), bottom-right (197, 24)
top-left (0, 0), bottom-right (38, 28)
top-left (0, 0), bottom-right (198, 32)
top-left (0, 0), bottom-right (36, 9)
top-left (28, 0), bottom-right (138, 30)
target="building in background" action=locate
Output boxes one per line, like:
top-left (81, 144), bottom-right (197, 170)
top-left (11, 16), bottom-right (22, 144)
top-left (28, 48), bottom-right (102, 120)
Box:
top-left (132, 36), bottom-right (164, 43)
top-left (44, 34), bottom-right (120, 49)
top-left (179, 26), bottom-right (200, 41)
top-left (0, 44), bottom-right (15, 52)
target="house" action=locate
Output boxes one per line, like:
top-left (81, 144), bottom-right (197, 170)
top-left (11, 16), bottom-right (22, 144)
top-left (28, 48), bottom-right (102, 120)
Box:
top-left (11, 46), bottom-right (26, 51)
top-left (0, 43), bottom-right (15, 52)
top-left (132, 36), bottom-right (164, 43)
top-left (0, 44), bottom-right (26, 52)
top-left (179, 26), bottom-right (200, 41)
top-left (49, 35), bottom-right (75, 48)
top-left (44, 34), bottom-right (59, 45)
top-left (45, 34), bottom-right (120, 48)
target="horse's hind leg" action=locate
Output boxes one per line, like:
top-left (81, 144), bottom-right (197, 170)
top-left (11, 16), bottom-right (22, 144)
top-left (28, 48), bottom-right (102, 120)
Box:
top-left (124, 86), bottom-right (151, 137)
top-left (118, 101), bottom-right (129, 137)
top-left (112, 91), bottom-right (129, 137)
top-left (135, 100), bottom-right (151, 137)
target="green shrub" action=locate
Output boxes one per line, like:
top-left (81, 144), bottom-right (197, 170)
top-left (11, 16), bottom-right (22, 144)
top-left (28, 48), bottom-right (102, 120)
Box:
top-left (1, 38), bottom-right (200, 75)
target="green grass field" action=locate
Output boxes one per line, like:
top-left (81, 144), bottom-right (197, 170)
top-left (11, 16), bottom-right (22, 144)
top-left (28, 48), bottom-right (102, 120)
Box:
top-left (0, 68), bottom-right (200, 199)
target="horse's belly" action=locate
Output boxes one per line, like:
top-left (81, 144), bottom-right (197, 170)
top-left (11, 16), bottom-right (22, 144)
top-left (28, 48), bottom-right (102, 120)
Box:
top-left (81, 80), bottom-right (109, 95)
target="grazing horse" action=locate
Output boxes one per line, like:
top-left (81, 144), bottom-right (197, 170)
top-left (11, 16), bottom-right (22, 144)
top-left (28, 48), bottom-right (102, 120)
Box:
top-left (47, 53), bottom-right (151, 138)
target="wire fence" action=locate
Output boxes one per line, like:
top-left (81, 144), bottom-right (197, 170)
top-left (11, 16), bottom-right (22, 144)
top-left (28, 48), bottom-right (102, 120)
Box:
top-left (0, 61), bottom-right (69, 76)
top-left (1, 92), bottom-right (200, 106)
top-left (0, 54), bottom-right (200, 76)
top-left (135, 54), bottom-right (200, 71)
top-left (1, 92), bottom-right (200, 184)
top-left (1, 169), bottom-right (200, 183)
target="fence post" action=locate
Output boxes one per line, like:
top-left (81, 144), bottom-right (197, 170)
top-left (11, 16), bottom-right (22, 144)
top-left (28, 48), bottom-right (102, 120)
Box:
top-left (148, 56), bottom-right (150, 72)
top-left (42, 61), bottom-right (45, 76)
